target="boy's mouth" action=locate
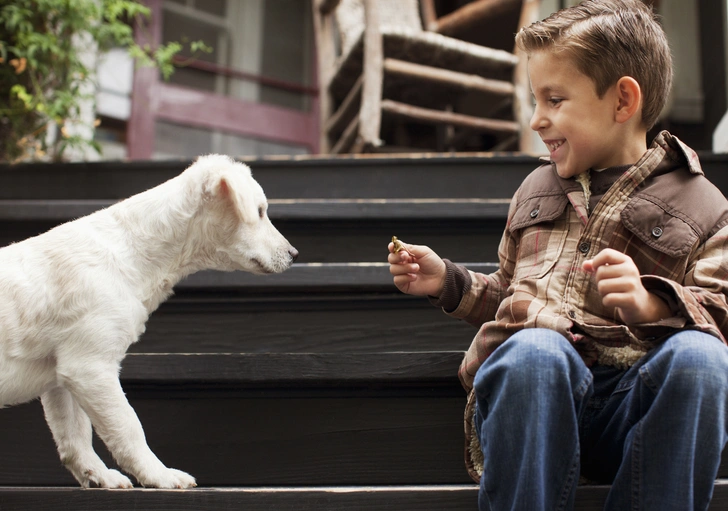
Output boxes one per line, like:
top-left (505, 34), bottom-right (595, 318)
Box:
top-left (545, 139), bottom-right (565, 152)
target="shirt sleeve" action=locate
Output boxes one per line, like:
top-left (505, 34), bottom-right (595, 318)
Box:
top-left (428, 189), bottom-right (520, 328)
top-left (428, 259), bottom-right (472, 312)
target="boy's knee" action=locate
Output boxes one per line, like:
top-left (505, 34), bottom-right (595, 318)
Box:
top-left (650, 332), bottom-right (728, 391)
top-left (495, 329), bottom-right (575, 366)
top-left (473, 329), bottom-right (583, 394)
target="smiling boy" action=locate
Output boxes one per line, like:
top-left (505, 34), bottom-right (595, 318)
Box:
top-left (388, 1), bottom-right (728, 509)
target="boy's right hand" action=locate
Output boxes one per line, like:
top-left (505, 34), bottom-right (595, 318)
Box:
top-left (387, 239), bottom-right (447, 297)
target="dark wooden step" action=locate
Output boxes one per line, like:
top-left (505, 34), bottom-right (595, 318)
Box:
top-left (0, 199), bottom-right (509, 262)
top-left (2, 153), bottom-right (727, 202)
top-left (1, 352), bottom-right (726, 486)
top-left (0, 154), bottom-right (540, 200)
top-left (0, 362), bottom-right (470, 485)
top-left (0, 198), bottom-right (511, 221)
top-left (176, 262), bottom-right (498, 292)
top-left (0, 217), bottom-right (506, 263)
top-left (133, 292), bottom-right (475, 354)
top-left (1, 394), bottom-right (469, 486)
top-left (131, 263), bottom-right (490, 356)
top-left (0, 482), bottom-right (727, 511)
top-left (117, 352), bottom-right (463, 387)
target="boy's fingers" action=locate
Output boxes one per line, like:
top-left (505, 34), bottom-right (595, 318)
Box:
top-left (595, 263), bottom-right (628, 280)
top-left (596, 276), bottom-right (634, 295)
top-left (388, 250), bottom-right (415, 265)
top-left (389, 240), bottom-right (412, 254)
top-left (590, 248), bottom-right (628, 268)
top-left (389, 261), bottom-right (419, 275)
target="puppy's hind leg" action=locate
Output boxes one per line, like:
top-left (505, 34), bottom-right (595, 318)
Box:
top-left (41, 387), bottom-right (133, 488)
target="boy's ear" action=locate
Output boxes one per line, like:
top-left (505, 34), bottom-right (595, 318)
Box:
top-left (614, 76), bottom-right (642, 124)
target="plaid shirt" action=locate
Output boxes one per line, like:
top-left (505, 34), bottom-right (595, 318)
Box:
top-left (439, 131), bottom-right (728, 392)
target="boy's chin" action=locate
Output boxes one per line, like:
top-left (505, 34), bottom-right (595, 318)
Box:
top-left (554, 164), bottom-right (581, 180)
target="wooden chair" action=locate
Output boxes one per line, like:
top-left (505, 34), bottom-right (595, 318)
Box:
top-left (312, 0), bottom-right (540, 154)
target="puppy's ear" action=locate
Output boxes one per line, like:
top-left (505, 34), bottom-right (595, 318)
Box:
top-left (211, 173), bottom-right (257, 223)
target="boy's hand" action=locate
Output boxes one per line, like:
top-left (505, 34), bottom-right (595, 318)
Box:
top-left (583, 248), bottom-right (671, 325)
top-left (388, 239), bottom-right (447, 297)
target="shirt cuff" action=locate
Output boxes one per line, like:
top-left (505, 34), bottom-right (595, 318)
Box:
top-left (428, 259), bottom-right (471, 313)
top-left (641, 275), bottom-right (683, 318)
top-left (627, 276), bottom-right (688, 339)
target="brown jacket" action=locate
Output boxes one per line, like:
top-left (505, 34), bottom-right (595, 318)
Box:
top-left (434, 131), bottom-right (728, 481)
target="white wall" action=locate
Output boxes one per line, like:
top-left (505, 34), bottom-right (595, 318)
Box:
top-left (660, 0), bottom-right (702, 123)
top-left (96, 48), bottom-right (134, 121)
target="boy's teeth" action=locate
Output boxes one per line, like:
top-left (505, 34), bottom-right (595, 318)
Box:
top-left (549, 141), bottom-right (563, 151)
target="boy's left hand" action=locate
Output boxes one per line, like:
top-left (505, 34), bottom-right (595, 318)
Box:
top-left (583, 248), bottom-right (672, 325)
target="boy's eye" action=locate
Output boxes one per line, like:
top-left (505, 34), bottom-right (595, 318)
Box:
top-left (548, 97), bottom-right (563, 106)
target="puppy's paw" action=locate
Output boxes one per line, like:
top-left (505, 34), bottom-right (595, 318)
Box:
top-left (140, 468), bottom-right (197, 489)
top-left (83, 468), bottom-right (133, 489)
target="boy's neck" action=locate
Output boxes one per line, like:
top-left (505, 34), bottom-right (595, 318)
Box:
top-left (614, 127), bottom-right (649, 167)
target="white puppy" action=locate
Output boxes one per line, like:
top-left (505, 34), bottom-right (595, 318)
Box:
top-left (0, 154), bottom-right (297, 488)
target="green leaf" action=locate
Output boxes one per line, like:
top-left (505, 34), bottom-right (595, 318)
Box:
top-left (1, 0), bottom-right (215, 162)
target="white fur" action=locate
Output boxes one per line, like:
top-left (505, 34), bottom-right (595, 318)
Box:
top-left (0, 154), bottom-right (297, 488)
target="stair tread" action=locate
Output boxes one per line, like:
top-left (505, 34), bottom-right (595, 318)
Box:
top-left (0, 154), bottom-right (539, 200)
top-left (2, 154), bottom-right (727, 202)
top-left (178, 262), bottom-right (498, 290)
top-left (119, 351), bottom-right (464, 385)
top-left (0, 198), bottom-right (511, 221)
top-left (0, 481), bottom-right (727, 510)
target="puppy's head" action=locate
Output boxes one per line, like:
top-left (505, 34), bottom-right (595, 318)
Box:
top-left (187, 154), bottom-right (298, 274)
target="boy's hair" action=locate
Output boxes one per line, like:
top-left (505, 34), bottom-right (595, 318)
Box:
top-left (515, 0), bottom-right (672, 129)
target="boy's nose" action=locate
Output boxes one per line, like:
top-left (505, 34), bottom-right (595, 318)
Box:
top-left (529, 107), bottom-right (548, 132)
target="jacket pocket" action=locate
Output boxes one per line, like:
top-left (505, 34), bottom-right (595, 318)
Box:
top-left (511, 194), bottom-right (569, 281)
top-left (621, 195), bottom-right (699, 257)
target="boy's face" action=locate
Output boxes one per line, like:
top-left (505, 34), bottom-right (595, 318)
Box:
top-left (528, 50), bottom-right (627, 179)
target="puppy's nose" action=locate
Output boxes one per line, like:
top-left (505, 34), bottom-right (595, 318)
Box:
top-left (289, 247), bottom-right (299, 262)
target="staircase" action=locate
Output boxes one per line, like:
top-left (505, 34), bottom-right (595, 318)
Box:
top-left (1, 153), bottom-right (727, 510)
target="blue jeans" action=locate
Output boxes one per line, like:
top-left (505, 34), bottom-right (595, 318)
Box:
top-left (472, 328), bottom-right (728, 511)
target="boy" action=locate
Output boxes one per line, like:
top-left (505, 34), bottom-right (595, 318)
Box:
top-left (387, 1), bottom-right (728, 509)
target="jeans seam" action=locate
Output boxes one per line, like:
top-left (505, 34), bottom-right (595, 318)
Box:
top-left (638, 365), bottom-right (659, 396)
top-left (574, 371), bottom-right (593, 401)
top-left (631, 420), bottom-right (642, 511)
top-left (556, 452), bottom-right (579, 511)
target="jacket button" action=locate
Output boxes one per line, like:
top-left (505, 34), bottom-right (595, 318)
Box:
top-left (579, 242), bottom-right (590, 254)
top-left (530, 208), bottom-right (539, 218)
top-left (651, 226), bottom-right (663, 238)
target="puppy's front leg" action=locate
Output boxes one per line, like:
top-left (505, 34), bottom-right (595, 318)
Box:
top-left (41, 386), bottom-right (133, 488)
top-left (58, 362), bottom-right (196, 489)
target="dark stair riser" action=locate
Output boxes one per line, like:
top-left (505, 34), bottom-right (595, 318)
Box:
top-left (132, 294), bottom-right (476, 354)
top-left (0, 156), bottom-right (539, 201)
top-left (2, 154), bottom-right (728, 201)
top-left (0, 353), bottom-right (468, 486)
top-left (1, 389), bottom-right (469, 486)
top-left (2, 352), bottom-right (727, 486)
top-left (7, 393), bottom-right (726, 488)
top-left (0, 206), bottom-right (508, 263)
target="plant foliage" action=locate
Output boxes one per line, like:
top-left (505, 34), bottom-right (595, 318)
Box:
top-left (0, 0), bottom-right (209, 162)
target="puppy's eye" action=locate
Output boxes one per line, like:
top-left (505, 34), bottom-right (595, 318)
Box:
top-left (258, 206), bottom-right (265, 219)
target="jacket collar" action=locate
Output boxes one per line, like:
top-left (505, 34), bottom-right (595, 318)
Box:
top-left (536, 130), bottom-right (702, 179)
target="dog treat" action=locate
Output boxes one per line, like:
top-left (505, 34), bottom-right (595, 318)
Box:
top-left (391, 236), bottom-right (413, 256)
